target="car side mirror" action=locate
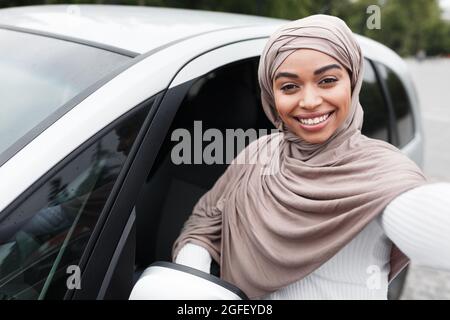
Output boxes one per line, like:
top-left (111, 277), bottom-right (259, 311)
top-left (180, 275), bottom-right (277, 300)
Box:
top-left (129, 261), bottom-right (248, 300)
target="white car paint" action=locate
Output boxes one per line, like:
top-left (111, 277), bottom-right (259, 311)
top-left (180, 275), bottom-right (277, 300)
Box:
top-left (0, 4), bottom-right (285, 54)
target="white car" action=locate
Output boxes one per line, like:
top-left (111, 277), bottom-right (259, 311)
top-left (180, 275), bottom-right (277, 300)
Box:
top-left (0, 5), bottom-right (424, 300)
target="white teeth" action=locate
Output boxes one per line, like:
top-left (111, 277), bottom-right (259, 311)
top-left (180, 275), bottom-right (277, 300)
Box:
top-left (298, 112), bottom-right (331, 125)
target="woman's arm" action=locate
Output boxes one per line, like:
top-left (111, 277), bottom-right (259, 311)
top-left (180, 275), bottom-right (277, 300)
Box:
top-left (379, 182), bottom-right (450, 270)
top-left (175, 242), bottom-right (212, 273)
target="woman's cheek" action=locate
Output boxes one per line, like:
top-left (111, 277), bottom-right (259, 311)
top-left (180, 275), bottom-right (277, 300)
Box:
top-left (274, 95), bottom-right (290, 114)
top-left (328, 88), bottom-right (350, 110)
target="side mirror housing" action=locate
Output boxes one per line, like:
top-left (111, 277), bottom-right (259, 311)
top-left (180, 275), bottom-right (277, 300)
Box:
top-left (129, 261), bottom-right (248, 300)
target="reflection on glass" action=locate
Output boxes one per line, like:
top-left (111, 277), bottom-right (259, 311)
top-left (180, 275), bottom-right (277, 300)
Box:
top-left (0, 106), bottom-right (148, 300)
top-left (360, 59), bottom-right (390, 142)
top-left (376, 63), bottom-right (415, 147)
top-left (0, 29), bottom-right (131, 160)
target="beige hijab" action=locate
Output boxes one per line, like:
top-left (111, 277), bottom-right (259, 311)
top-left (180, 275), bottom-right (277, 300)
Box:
top-left (172, 14), bottom-right (430, 299)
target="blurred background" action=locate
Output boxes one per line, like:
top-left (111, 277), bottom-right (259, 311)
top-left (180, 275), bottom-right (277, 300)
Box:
top-left (0, 0), bottom-right (449, 299)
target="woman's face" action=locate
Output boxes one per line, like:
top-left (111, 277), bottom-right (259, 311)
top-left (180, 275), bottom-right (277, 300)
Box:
top-left (272, 49), bottom-right (352, 144)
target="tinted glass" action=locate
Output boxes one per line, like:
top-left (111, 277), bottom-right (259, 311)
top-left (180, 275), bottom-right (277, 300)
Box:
top-left (0, 29), bottom-right (131, 161)
top-left (0, 106), bottom-right (148, 300)
top-left (360, 59), bottom-right (390, 142)
top-left (376, 63), bottom-right (415, 147)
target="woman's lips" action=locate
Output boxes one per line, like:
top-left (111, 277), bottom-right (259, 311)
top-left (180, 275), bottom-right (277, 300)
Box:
top-left (295, 111), bottom-right (335, 132)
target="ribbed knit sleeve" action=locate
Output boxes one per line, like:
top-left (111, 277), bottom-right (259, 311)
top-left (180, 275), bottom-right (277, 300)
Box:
top-left (379, 182), bottom-right (450, 271)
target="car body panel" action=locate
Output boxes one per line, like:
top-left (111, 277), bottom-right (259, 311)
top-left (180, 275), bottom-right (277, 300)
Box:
top-left (0, 4), bottom-right (285, 54)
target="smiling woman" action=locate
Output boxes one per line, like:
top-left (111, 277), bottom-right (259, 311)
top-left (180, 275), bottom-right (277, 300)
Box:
top-left (171, 14), bottom-right (450, 300)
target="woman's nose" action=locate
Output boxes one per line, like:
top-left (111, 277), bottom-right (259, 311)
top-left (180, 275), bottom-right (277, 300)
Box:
top-left (299, 86), bottom-right (322, 109)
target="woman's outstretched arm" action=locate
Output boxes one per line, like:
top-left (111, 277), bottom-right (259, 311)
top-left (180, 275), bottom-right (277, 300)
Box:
top-left (379, 182), bottom-right (450, 270)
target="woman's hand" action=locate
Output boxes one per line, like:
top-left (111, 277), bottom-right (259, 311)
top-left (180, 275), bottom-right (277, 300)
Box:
top-left (174, 242), bottom-right (212, 274)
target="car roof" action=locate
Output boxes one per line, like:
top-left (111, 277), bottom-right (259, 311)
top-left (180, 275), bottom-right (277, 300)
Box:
top-left (0, 4), bottom-right (408, 71)
top-left (0, 4), bottom-right (286, 55)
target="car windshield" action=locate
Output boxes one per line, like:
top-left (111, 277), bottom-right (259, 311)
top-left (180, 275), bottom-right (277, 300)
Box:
top-left (0, 28), bottom-right (132, 164)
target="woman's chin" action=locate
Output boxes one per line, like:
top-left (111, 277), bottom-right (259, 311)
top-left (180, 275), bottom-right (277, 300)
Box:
top-left (304, 135), bottom-right (330, 144)
top-left (288, 127), bottom-right (333, 144)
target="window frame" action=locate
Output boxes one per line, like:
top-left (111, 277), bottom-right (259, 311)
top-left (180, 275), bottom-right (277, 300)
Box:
top-left (63, 93), bottom-right (164, 300)
top-left (360, 58), bottom-right (394, 143)
top-left (383, 62), bottom-right (415, 148)
top-left (371, 61), bottom-right (406, 147)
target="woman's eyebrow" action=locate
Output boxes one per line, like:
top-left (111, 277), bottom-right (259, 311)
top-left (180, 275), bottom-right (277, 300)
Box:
top-left (274, 71), bottom-right (299, 81)
top-left (314, 64), bottom-right (342, 75)
top-left (274, 64), bottom-right (342, 81)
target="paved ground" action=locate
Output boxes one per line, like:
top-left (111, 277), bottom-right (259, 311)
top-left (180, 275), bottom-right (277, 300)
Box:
top-left (399, 58), bottom-right (450, 300)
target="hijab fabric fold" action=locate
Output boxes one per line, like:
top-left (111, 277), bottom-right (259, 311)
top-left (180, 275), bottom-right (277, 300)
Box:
top-left (172, 14), bottom-right (430, 299)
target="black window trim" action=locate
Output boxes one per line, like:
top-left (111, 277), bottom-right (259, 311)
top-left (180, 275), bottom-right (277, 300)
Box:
top-left (97, 207), bottom-right (136, 300)
top-left (65, 92), bottom-right (165, 300)
top-left (69, 89), bottom-right (169, 299)
top-left (370, 59), bottom-right (400, 146)
top-left (373, 61), bottom-right (416, 148)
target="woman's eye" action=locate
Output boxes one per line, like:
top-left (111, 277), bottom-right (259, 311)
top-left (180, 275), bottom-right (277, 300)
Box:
top-left (319, 78), bottom-right (337, 85)
top-left (280, 84), bottom-right (297, 91)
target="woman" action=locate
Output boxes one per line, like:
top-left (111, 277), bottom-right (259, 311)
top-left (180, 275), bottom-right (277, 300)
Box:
top-left (171, 14), bottom-right (450, 299)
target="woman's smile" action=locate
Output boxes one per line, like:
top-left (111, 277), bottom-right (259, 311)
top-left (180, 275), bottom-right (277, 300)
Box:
top-left (294, 110), bottom-right (336, 132)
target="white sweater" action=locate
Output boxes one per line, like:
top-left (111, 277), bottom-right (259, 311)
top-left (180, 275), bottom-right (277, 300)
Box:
top-left (174, 182), bottom-right (450, 299)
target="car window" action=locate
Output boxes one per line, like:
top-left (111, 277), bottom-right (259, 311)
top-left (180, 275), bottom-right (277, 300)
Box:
top-left (0, 28), bottom-right (131, 164)
top-left (0, 105), bottom-right (148, 300)
top-left (360, 59), bottom-right (390, 142)
top-left (375, 62), bottom-right (415, 147)
top-left (135, 57), bottom-right (273, 270)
